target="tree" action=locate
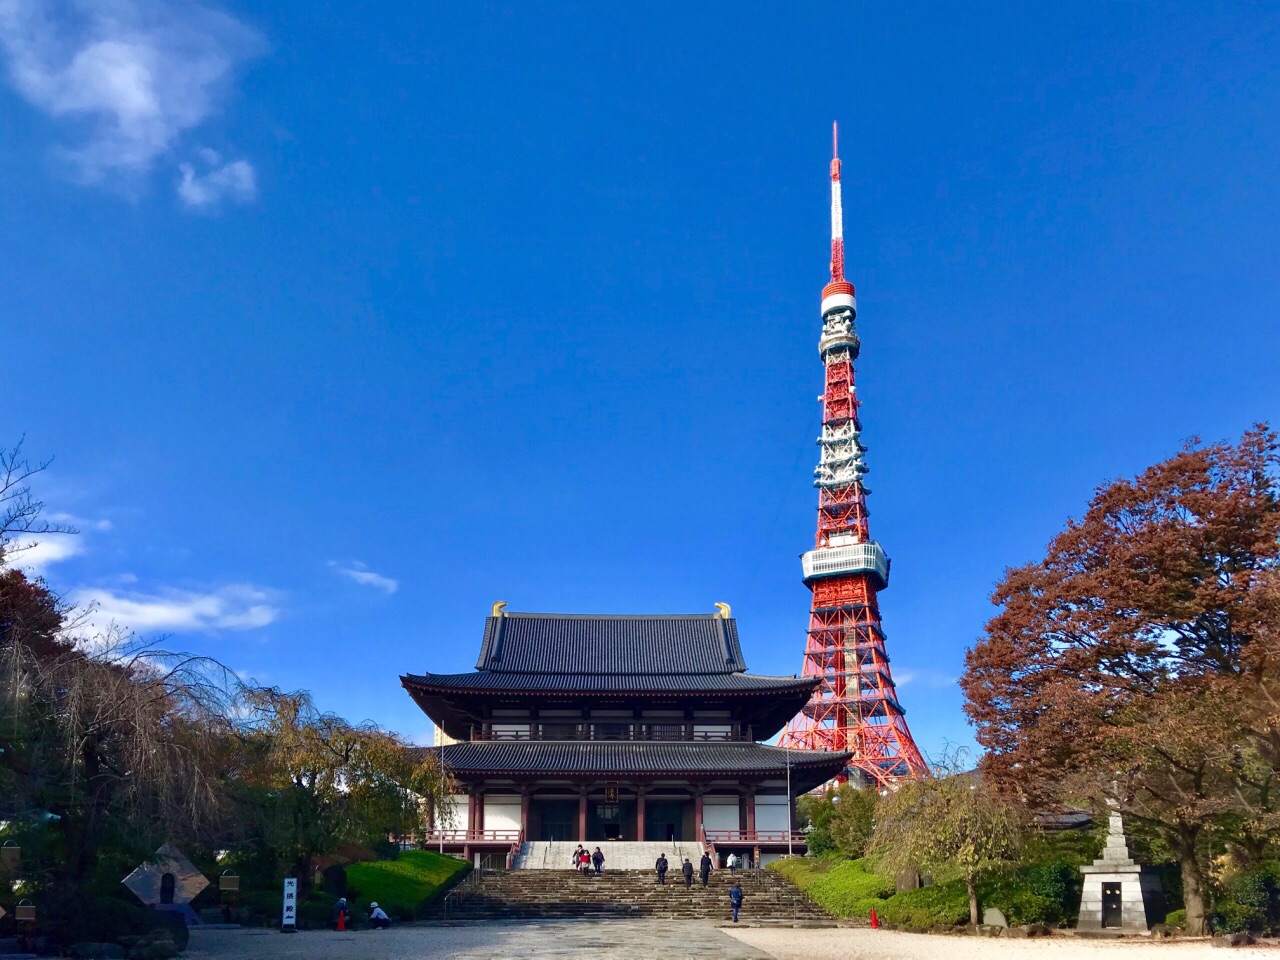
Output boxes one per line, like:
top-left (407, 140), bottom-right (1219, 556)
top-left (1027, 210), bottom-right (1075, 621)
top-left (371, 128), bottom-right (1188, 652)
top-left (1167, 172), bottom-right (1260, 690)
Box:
top-left (961, 426), bottom-right (1280, 935)
top-left (868, 761), bottom-right (1025, 926)
top-left (798, 783), bottom-right (879, 859)
top-left (234, 687), bottom-right (453, 887)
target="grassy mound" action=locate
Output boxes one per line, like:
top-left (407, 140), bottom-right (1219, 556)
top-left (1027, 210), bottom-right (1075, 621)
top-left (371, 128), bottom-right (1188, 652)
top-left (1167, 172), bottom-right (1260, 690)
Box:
top-left (771, 857), bottom-right (893, 918)
top-left (345, 851), bottom-right (470, 918)
top-left (770, 855), bottom-right (1073, 927)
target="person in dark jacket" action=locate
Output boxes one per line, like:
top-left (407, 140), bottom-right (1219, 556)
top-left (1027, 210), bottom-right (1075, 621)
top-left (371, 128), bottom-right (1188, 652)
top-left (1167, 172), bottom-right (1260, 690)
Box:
top-left (729, 882), bottom-right (744, 922)
top-left (330, 897), bottom-right (351, 930)
top-left (572, 844), bottom-right (584, 871)
top-left (699, 852), bottom-right (713, 887)
top-left (681, 858), bottom-right (694, 888)
top-left (591, 847), bottom-right (604, 876)
top-left (655, 854), bottom-right (668, 884)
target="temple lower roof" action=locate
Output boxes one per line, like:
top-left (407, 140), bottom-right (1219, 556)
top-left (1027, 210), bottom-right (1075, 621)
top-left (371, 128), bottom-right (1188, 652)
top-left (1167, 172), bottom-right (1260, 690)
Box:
top-left (416, 740), bottom-right (851, 793)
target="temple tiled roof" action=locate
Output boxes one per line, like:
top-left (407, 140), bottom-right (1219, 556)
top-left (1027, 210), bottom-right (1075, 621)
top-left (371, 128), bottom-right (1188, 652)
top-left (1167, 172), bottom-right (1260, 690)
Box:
top-left (474, 612), bottom-right (747, 675)
top-left (417, 740), bottom-right (850, 792)
top-left (402, 670), bottom-right (815, 695)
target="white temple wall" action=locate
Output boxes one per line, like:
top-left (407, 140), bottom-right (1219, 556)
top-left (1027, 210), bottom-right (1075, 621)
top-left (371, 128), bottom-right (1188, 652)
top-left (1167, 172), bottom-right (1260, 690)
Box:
top-left (702, 796), bottom-right (739, 831)
top-left (484, 798), bottom-right (522, 832)
top-left (755, 795), bottom-right (791, 832)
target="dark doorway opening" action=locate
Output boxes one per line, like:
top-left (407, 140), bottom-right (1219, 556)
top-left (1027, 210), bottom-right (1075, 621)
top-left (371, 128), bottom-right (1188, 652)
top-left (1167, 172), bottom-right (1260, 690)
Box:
top-left (160, 872), bottom-right (176, 905)
top-left (1102, 883), bottom-right (1122, 928)
top-left (645, 800), bottom-right (687, 842)
top-left (532, 799), bottom-right (576, 841)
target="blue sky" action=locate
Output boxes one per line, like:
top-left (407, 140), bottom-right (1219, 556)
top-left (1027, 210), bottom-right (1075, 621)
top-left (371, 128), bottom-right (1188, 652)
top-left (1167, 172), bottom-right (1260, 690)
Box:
top-left (2, 2), bottom-right (1278, 756)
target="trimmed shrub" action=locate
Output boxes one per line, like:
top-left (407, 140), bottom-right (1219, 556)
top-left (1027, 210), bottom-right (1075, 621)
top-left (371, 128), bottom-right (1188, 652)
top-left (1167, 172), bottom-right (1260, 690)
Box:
top-left (877, 881), bottom-right (970, 927)
top-left (1164, 908), bottom-right (1187, 928)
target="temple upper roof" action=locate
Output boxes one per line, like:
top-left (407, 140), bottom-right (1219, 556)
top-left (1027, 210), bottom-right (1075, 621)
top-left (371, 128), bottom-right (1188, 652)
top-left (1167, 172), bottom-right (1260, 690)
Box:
top-left (473, 612), bottom-right (748, 675)
top-left (402, 610), bottom-right (816, 740)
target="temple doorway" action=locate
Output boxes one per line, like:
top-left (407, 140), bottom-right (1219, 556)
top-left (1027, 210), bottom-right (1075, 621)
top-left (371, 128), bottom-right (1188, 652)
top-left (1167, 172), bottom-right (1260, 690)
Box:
top-left (644, 800), bottom-right (690, 842)
top-left (588, 800), bottom-right (635, 841)
top-left (531, 799), bottom-right (576, 841)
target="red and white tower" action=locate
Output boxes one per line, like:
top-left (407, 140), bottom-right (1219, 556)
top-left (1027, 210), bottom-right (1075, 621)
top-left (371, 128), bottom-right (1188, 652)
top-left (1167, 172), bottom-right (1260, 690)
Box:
top-left (777, 124), bottom-right (928, 787)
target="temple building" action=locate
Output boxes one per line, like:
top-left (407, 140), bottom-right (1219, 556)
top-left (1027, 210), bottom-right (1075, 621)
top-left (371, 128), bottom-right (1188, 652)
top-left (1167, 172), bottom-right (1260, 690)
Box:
top-left (404, 604), bottom-right (851, 866)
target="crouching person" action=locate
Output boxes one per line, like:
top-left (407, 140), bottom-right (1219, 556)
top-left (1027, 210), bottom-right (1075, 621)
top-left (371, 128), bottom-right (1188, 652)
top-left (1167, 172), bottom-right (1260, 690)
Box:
top-left (369, 901), bottom-right (391, 929)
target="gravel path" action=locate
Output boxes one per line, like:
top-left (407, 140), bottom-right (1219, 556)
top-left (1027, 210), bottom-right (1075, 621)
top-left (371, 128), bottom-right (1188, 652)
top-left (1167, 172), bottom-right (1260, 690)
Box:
top-left (186, 920), bottom-right (773, 959)
top-left (724, 927), bottom-right (1231, 960)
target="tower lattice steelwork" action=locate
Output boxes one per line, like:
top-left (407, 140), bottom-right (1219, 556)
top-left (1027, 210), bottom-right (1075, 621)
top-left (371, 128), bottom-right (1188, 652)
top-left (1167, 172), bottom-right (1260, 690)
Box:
top-left (777, 125), bottom-right (928, 787)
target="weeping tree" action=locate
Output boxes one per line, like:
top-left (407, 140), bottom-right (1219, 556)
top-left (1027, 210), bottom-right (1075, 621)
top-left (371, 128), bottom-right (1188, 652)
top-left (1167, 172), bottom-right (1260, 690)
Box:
top-left (234, 687), bottom-right (454, 888)
top-left (869, 759), bottom-right (1025, 926)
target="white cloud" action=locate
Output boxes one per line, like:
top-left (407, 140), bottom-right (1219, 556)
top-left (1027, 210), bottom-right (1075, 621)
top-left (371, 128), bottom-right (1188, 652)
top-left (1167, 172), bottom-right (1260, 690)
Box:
top-left (70, 582), bottom-right (280, 634)
top-left (0, 0), bottom-right (263, 195)
top-left (5, 533), bottom-right (84, 573)
top-left (177, 148), bottom-right (253, 208)
top-left (329, 560), bottom-right (399, 595)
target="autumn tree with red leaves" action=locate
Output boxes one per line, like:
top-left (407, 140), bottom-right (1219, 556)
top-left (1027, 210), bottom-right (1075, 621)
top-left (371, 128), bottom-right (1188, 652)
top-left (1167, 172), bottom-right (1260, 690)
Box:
top-left (961, 426), bottom-right (1280, 936)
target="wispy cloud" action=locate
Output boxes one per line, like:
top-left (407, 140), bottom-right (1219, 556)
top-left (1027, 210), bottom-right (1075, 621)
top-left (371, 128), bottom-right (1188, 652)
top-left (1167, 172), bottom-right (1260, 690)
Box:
top-left (177, 147), bottom-right (252, 208)
top-left (329, 560), bottom-right (399, 595)
top-left (0, 0), bottom-right (264, 199)
top-left (71, 582), bottom-right (280, 633)
top-left (5, 532), bottom-right (84, 573)
top-left (894, 669), bottom-right (957, 689)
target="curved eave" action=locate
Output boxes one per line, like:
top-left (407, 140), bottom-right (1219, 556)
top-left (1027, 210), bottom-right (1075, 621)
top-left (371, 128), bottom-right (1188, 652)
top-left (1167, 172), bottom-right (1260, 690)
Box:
top-left (400, 672), bottom-right (818, 742)
top-left (416, 741), bottom-right (851, 795)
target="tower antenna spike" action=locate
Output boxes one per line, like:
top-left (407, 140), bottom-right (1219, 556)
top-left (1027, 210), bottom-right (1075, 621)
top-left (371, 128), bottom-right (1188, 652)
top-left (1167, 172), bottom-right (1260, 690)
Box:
top-left (829, 121), bottom-right (844, 283)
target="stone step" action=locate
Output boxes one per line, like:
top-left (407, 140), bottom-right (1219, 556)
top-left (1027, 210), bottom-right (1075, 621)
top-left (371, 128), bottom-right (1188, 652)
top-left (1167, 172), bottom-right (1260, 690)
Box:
top-left (429, 866), bottom-right (829, 922)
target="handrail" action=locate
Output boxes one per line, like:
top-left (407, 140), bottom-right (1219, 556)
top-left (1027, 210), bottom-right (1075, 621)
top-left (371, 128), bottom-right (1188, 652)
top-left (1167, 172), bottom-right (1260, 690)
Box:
top-left (703, 829), bottom-right (806, 843)
top-left (421, 828), bottom-right (521, 843)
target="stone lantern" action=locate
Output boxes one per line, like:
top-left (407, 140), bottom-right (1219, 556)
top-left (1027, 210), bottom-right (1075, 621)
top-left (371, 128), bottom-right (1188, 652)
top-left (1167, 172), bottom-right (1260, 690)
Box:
top-left (1077, 806), bottom-right (1164, 934)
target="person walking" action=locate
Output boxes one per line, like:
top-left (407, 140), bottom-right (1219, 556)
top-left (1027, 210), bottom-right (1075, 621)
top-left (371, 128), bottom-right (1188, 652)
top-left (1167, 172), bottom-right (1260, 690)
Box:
top-left (681, 857), bottom-right (694, 889)
top-left (572, 844), bottom-right (584, 871)
top-left (592, 847), bottom-right (604, 876)
top-left (655, 853), bottom-right (668, 885)
top-left (699, 852), bottom-right (712, 887)
top-left (726, 852), bottom-right (738, 875)
top-left (578, 848), bottom-right (591, 874)
top-left (729, 882), bottom-right (744, 923)
top-left (368, 902), bottom-right (390, 929)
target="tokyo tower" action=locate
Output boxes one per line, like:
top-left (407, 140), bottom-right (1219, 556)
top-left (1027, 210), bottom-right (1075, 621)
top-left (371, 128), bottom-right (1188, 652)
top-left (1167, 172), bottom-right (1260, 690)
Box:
top-left (777, 124), bottom-right (929, 787)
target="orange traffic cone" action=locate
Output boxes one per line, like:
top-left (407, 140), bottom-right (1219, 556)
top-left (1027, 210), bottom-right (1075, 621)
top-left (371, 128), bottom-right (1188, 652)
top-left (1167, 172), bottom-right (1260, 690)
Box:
top-left (337, 910), bottom-right (346, 931)
top-left (869, 907), bottom-right (880, 929)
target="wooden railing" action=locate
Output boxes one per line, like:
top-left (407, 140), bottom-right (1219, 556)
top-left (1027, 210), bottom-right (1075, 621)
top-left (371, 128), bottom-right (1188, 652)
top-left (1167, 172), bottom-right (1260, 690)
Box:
top-left (422, 828), bottom-right (522, 843)
top-left (703, 829), bottom-right (806, 844)
top-left (469, 721), bottom-right (753, 742)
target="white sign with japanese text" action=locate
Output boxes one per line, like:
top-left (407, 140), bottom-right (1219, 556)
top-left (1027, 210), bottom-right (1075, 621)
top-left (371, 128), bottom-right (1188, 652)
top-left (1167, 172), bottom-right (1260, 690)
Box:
top-left (281, 877), bottom-right (298, 931)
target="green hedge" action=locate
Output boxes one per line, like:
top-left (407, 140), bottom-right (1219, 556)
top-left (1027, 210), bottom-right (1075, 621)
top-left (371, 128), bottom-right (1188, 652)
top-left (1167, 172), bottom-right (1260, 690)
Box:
top-left (770, 857), bottom-right (894, 919)
top-left (771, 855), bottom-right (1074, 927)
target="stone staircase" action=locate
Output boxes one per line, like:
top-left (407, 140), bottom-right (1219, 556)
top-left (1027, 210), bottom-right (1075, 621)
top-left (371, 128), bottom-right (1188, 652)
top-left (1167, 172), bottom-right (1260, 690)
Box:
top-left (512, 840), bottom-right (706, 871)
top-left (430, 867), bottom-right (829, 922)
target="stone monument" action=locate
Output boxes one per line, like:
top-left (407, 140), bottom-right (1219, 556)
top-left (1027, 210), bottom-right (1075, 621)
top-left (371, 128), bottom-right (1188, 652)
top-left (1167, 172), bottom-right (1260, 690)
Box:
top-left (1077, 806), bottom-right (1163, 934)
top-left (122, 843), bottom-right (209, 908)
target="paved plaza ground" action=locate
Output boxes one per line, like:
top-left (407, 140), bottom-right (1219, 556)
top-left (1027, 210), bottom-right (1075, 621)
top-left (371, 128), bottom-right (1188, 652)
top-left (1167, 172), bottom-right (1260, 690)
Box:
top-left (187, 921), bottom-right (1247, 960)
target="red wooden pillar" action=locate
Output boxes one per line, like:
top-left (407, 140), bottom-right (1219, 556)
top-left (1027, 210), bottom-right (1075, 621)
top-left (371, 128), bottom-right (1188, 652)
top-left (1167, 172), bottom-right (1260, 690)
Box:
top-left (467, 791), bottom-right (479, 839)
top-left (578, 788), bottom-right (588, 841)
top-left (636, 788), bottom-right (646, 842)
top-left (745, 790), bottom-right (757, 837)
top-left (520, 787), bottom-right (531, 839)
top-left (693, 788), bottom-right (705, 845)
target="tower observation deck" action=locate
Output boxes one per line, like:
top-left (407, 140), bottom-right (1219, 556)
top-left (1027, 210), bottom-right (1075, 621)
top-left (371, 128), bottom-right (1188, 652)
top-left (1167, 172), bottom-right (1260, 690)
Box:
top-left (777, 124), bottom-right (928, 787)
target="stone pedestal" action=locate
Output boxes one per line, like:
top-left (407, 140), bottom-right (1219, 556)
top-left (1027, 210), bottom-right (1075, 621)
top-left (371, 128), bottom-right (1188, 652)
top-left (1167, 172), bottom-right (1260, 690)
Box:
top-left (1076, 810), bottom-right (1163, 935)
